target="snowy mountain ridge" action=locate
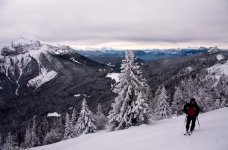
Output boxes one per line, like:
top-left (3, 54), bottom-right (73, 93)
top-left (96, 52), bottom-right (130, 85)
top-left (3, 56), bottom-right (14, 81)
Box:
top-left (208, 46), bottom-right (220, 53)
top-left (0, 36), bottom-right (77, 94)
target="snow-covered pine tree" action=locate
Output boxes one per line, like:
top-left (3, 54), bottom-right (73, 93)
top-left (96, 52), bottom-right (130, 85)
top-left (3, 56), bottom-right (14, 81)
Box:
top-left (97, 103), bottom-right (103, 116)
top-left (154, 85), bottom-right (172, 120)
top-left (40, 117), bottom-right (49, 144)
top-left (93, 103), bottom-right (108, 130)
top-left (31, 116), bottom-right (40, 147)
top-left (214, 98), bottom-right (221, 109)
top-left (64, 113), bottom-right (71, 140)
top-left (76, 99), bottom-right (97, 135)
top-left (107, 51), bottom-right (149, 131)
top-left (195, 87), bottom-right (212, 112)
top-left (148, 86), bottom-right (161, 120)
top-left (23, 127), bottom-right (32, 148)
top-left (172, 86), bottom-right (184, 116)
top-left (43, 128), bottom-right (62, 145)
top-left (71, 108), bottom-right (77, 127)
top-left (181, 77), bottom-right (197, 100)
top-left (216, 73), bottom-right (228, 107)
top-left (70, 108), bottom-right (78, 138)
top-left (3, 132), bottom-right (15, 150)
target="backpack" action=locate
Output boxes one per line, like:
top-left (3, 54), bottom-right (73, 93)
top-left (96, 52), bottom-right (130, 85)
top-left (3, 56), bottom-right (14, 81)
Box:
top-left (188, 107), bottom-right (196, 116)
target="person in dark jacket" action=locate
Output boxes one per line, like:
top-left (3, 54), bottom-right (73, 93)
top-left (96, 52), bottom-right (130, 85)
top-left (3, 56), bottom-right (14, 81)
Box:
top-left (184, 98), bottom-right (199, 133)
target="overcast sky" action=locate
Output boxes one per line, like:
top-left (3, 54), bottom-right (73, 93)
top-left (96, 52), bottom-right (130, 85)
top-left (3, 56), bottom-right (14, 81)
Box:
top-left (0, 0), bottom-right (227, 49)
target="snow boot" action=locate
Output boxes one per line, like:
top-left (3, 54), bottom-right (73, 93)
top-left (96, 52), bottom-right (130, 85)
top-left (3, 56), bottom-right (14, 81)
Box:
top-left (184, 131), bottom-right (188, 135)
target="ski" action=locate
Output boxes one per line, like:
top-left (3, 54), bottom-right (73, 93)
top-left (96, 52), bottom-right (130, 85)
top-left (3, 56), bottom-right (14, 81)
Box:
top-left (184, 131), bottom-right (192, 136)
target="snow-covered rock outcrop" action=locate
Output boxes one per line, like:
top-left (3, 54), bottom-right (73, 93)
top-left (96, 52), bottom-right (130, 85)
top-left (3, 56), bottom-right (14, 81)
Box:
top-left (208, 46), bottom-right (220, 53)
top-left (27, 68), bottom-right (57, 88)
top-left (206, 60), bottom-right (228, 86)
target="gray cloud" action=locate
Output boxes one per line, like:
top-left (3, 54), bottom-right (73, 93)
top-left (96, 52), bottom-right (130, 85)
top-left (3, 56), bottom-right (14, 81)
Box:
top-left (0, 0), bottom-right (228, 49)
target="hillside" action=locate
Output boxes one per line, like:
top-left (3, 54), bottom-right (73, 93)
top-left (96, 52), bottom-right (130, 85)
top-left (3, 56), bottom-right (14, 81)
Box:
top-left (32, 107), bottom-right (228, 150)
top-left (0, 36), bottom-right (116, 135)
top-left (141, 51), bottom-right (228, 92)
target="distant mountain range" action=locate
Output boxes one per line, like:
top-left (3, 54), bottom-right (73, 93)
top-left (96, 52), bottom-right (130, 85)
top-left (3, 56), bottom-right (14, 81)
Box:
top-left (75, 47), bottom-right (209, 64)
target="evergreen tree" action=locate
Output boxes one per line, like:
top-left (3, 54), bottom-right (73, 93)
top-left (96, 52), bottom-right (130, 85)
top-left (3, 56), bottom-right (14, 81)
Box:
top-left (0, 134), bottom-right (2, 146)
top-left (64, 113), bottom-right (71, 140)
top-left (107, 51), bottom-right (149, 131)
top-left (31, 116), bottom-right (40, 147)
top-left (71, 108), bottom-right (77, 127)
top-left (93, 103), bottom-right (108, 130)
top-left (76, 99), bottom-right (97, 135)
top-left (15, 129), bottom-right (23, 147)
top-left (97, 103), bottom-right (103, 116)
top-left (23, 127), bottom-right (32, 148)
top-left (216, 73), bottom-right (228, 107)
top-left (181, 77), bottom-right (198, 100)
top-left (3, 132), bottom-right (15, 150)
top-left (214, 98), bottom-right (221, 109)
top-left (154, 86), bottom-right (172, 120)
top-left (148, 86), bottom-right (161, 120)
top-left (43, 128), bottom-right (62, 145)
top-left (196, 87), bottom-right (213, 112)
top-left (70, 108), bottom-right (78, 138)
top-left (39, 117), bottom-right (49, 144)
top-left (172, 86), bottom-right (184, 116)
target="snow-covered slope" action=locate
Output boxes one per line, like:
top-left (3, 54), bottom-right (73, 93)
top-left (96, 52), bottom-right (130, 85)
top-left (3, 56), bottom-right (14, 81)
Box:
top-left (27, 68), bottom-right (57, 88)
top-left (206, 60), bottom-right (228, 86)
top-left (32, 107), bottom-right (228, 150)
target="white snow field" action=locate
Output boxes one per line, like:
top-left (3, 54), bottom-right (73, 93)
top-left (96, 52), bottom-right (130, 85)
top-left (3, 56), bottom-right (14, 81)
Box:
top-left (106, 73), bottom-right (120, 82)
top-left (33, 108), bottom-right (228, 150)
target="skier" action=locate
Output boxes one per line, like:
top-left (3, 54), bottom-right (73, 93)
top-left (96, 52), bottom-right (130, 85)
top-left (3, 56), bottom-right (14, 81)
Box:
top-left (184, 98), bottom-right (199, 135)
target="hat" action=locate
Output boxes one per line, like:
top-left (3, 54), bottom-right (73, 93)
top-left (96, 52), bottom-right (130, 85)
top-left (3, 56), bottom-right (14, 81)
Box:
top-left (190, 98), bottom-right (195, 102)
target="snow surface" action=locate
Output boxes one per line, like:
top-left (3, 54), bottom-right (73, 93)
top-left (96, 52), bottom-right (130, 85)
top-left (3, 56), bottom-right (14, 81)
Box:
top-left (74, 94), bottom-right (81, 97)
top-left (32, 108), bottom-right (228, 150)
top-left (99, 69), bottom-right (106, 72)
top-left (185, 66), bottom-right (193, 73)
top-left (12, 36), bottom-right (38, 46)
top-left (70, 58), bottom-right (82, 64)
top-left (106, 73), bottom-right (120, 82)
top-left (27, 68), bottom-right (57, 88)
top-left (74, 94), bottom-right (90, 98)
top-left (47, 112), bottom-right (61, 117)
top-left (216, 54), bottom-right (224, 60)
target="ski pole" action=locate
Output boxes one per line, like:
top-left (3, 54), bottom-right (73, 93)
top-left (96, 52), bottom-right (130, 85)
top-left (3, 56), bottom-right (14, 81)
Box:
top-left (182, 115), bottom-right (187, 133)
top-left (197, 117), bottom-right (201, 130)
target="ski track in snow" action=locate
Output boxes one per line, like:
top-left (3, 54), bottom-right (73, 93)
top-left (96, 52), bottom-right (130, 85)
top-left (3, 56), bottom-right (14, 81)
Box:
top-left (32, 108), bottom-right (228, 150)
